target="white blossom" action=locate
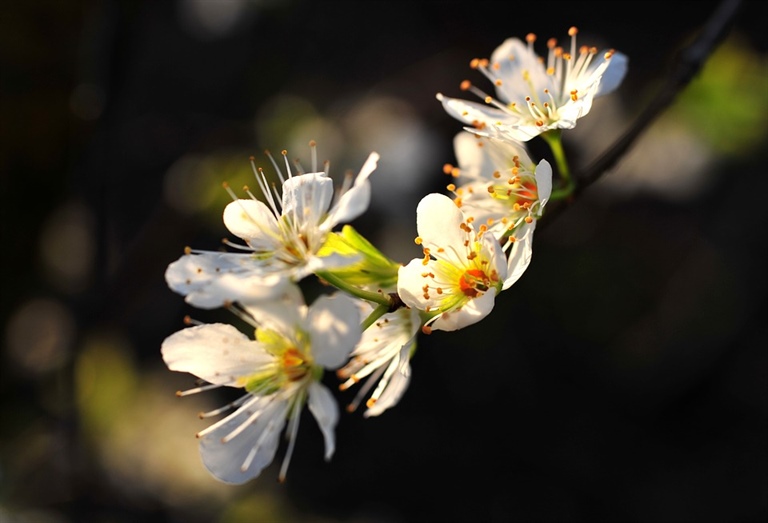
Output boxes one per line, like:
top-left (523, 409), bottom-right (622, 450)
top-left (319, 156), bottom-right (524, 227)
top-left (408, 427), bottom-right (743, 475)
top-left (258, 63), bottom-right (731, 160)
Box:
top-left (161, 286), bottom-right (361, 484)
top-left (437, 27), bottom-right (627, 141)
top-left (445, 131), bottom-right (552, 289)
top-left (166, 143), bottom-right (379, 308)
top-left (397, 193), bottom-right (507, 332)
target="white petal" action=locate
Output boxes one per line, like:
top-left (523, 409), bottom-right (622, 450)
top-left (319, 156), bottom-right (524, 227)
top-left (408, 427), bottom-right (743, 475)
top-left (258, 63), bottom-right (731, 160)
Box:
top-left (306, 293), bottom-right (362, 369)
top-left (165, 252), bottom-right (291, 309)
top-left (416, 193), bottom-right (466, 262)
top-left (307, 381), bottom-right (339, 461)
top-left (453, 131), bottom-right (490, 180)
top-left (436, 93), bottom-right (517, 128)
top-left (281, 173), bottom-right (334, 227)
top-left (596, 51), bottom-right (628, 96)
top-left (200, 272), bottom-right (292, 308)
top-left (555, 90), bottom-right (597, 128)
top-left (503, 227), bottom-right (534, 291)
top-left (161, 323), bottom-right (273, 386)
top-left (455, 182), bottom-right (509, 230)
top-left (488, 122), bottom-right (551, 142)
top-left (323, 182), bottom-right (370, 231)
top-left (479, 227), bottom-right (508, 284)
top-left (222, 199), bottom-right (281, 247)
top-left (535, 159), bottom-right (553, 204)
top-left (198, 395), bottom-right (289, 484)
top-left (240, 284), bottom-right (306, 335)
top-left (363, 342), bottom-right (413, 418)
top-left (165, 252), bottom-right (237, 295)
top-left (397, 258), bottom-right (434, 311)
top-left (484, 135), bottom-right (535, 173)
top-left (364, 370), bottom-right (410, 418)
top-left (490, 38), bottom-right (553, 103)
top-left (322, 152), bottom-right (379, 230)
top-left (432, 288), bottom-right (497, 331)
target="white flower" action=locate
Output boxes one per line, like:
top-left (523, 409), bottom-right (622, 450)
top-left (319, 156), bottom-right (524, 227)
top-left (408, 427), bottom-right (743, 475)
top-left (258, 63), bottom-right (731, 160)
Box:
top-left (337, 302), bottom-right (420, 417)
top-left (445, 131), bottom-right (552, 289)
top-left (166, 142), bottom-right (380, 309)
top-left (397, 193), bottom-right (508, 332)
top-left (161, 286), bottom-right (362, 484)
top-left (436, 27), bottom-right (627, 141)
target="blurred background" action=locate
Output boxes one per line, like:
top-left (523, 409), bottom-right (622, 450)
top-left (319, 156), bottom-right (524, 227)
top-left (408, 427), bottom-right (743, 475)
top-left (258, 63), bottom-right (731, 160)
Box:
top-left (1, 0), bottom-right (767, 522)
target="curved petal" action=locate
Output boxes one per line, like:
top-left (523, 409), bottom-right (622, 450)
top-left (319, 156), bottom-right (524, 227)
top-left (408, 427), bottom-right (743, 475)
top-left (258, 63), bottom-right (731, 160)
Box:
top-left (198, 395), bottom-right (289, 484)
top-left (596, 51), bottom-right (628, 96)
top-left (240, 284), bottom-right (305, 336)
top-left (555, 87), bottom-right (598, 127)
top-left (165, 252), bottom-right (237, 296)
top-left (222, 199), bottom-right (281, 247)
top-left (490, 38), bottom-right (553, 103)
top-left (323, 182), bottom-right (370, 232)
top-left (307, 381), bottom-right (339, 461)
top-left (323, 152), bottom-right (379, 229)
top-left (397, 258), bottom-right (433, 311)
top-left (485, 134), bottom-right (535, 173)
top-left (534, 159), bottom-right (553, 204)
top-left (487, 121), bottom-right (553, 142)
top-left (436, 93), bottom-right (518, 128)
top-left (503, 228), bottom-right (534, 291)
top-left (165, 252), bottom-right (291, 309)
top-left (455, 182), bottom-right (510, 228)
top-left (363, 342), bottom-right (413, 418)
top-left (281, 173), bottom-right (334, 228)
top-left (482, 232), bottom-right (508, 282)
top-left (432, 288), bottom-right (497, 332)
top-left (161, 323), bottom-right (273, 386)
top-left (453, 131), bottom-right (489, 180)
top-left (416, 193), bottom-right (467, 265)
top-left (306, 293), bottom-right (362, 369)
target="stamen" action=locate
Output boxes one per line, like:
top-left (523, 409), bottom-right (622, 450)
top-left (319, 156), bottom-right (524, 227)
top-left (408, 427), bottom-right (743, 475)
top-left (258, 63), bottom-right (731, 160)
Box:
top-left (281, 150), bottom-right (293, 179)
top-left (222, 181), bottom-right (239, 202)
top-left (278, 399), bottom-right (303, 482)
top-left (222, 238), bottom-right (255, 251)
top-left (223, 405), bottom-right (266, 444)
top-left (196, 394), bottom-right (263, 439)
top-left (250, 161), bottom-right (281, 216)
top-left (338, 169), bottom-right (354, 199)
top-left (345, 364), bottom-right (386, 413)
top-left (183, 315), bottom-right (204, 326)
top-left (176, 381), bottom-right (222, 397)
top-left (309, 140), bottom-right (318, 172)
top-left (198, 394), bottom-right (250, 418)
top-left (224, 302), bottom-right (258, 328)
top-left (264, 149), bottom-right (286, 184)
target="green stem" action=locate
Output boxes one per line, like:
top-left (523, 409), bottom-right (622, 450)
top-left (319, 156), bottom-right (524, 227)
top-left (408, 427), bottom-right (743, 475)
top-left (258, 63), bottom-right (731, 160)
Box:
top-left (361, 302), bottom-right (391, 331)
top-left (541, 130), bottom-right (575, 200)
top-left (316, 270), bottom-right (392, 307)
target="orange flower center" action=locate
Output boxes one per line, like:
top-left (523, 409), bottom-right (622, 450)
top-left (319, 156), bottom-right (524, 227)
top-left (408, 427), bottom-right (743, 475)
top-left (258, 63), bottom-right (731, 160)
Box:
top-left (281, 347), bottom-right (309, 381)
top-left (459, 268), bottom-right (491, 297)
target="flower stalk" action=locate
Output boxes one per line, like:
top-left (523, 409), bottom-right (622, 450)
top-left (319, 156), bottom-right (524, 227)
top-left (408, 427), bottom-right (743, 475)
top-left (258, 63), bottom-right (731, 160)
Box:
top-left (541, 130), bottom-right (574, 201)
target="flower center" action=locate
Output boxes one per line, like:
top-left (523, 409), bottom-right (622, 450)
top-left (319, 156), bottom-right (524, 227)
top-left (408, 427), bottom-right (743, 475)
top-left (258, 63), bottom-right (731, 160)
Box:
top-left (459, 268), bottom-right (491, 297)
top-left (280, 347), bottom-right (310, 382)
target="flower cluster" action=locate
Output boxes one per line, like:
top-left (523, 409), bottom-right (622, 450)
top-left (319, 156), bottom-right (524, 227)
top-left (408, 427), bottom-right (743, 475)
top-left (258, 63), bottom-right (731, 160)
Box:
top-left (162, 27), bottom-right (626, 484)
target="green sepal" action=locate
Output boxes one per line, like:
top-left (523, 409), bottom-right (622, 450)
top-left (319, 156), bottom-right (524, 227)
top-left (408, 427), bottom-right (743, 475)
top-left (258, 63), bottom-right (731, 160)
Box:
top-left (243, 373), bottom-right (280, 395)
top-left (317, 225), bottom-right (401, 289)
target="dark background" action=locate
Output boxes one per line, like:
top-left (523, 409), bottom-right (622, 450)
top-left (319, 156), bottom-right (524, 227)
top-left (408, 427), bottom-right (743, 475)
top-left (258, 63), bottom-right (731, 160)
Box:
top-left (1, 1), bottom-right (766, 522)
